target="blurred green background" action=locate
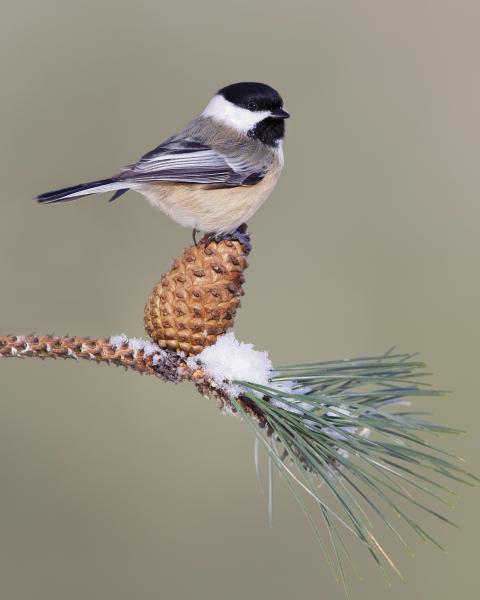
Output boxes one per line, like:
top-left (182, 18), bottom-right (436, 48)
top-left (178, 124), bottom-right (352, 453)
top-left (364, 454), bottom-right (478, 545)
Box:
top-left (0, 1), bottom-right (478, 598)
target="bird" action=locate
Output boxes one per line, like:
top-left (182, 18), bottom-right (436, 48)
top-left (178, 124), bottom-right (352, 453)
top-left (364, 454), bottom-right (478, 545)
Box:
top-left (36, 82), bottom-right (289, 246)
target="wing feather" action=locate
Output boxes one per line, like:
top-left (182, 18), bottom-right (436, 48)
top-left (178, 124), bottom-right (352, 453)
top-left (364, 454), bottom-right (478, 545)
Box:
top-left (119, 137), bottom-right (265, 187)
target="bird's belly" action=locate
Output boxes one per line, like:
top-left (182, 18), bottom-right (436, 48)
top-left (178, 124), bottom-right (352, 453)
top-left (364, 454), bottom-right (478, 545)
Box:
top-left (137, 170), bottom-right (280, 234)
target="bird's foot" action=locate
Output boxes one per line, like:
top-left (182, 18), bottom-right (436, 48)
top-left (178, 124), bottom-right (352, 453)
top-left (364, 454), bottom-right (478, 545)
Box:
top-left (204, 223), bottom-right (251, 254)
top-left (192, 228), bottom-right (199, 246)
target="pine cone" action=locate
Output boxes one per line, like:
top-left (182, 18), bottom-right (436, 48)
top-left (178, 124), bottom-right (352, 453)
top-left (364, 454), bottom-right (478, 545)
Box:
top-left (144, 235), bottom-right (249, 356)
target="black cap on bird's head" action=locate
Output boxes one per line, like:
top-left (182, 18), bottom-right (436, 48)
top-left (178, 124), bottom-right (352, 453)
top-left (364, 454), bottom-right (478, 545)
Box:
top-left (203, 82), bottom-right (289, 146)
top-left (218, 82), bottom-right (289, 118)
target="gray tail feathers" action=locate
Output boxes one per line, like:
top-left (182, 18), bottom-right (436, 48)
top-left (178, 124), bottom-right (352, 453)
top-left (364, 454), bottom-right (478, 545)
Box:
top-left (36, 178), bottom-right (129, 204)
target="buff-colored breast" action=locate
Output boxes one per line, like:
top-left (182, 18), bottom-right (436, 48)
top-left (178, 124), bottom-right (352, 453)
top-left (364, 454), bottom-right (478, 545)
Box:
top-left (137, 166), bottom-right (282, 234)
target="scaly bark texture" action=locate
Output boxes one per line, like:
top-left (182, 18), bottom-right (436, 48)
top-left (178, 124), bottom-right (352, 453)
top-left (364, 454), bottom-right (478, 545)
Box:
top-left (0, 332), bottom-right (253, 407)
top-left (0, 334), bottom-right (268, 426)
top-left (144, 235), bottom-right (249, 355)
top-left (0, 335), bottom-right (184, 381)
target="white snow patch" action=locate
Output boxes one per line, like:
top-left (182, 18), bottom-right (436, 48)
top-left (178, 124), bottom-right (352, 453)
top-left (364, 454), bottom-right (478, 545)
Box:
top-left (128, 337), bottom-right (146, 353)
top-left (267, 379), bottom-right (315, 415)
top-left (109, 334), bottom-right (162, 356)
top-left (142, 340), bottom-right (163, 357)
top-left (67, 348), bottom-right (79, 360)
top-left (187, 332), bottom-right (273, 397)
top-left (270, 397), bottom-right (315, 416)
top-left (151, 352), bottom-right (167, 365)
top-left (268, 376), bottom-right (313, 399)
top-left (270, 398), bottom-right (303, 415)
top-left (128, 337), bottom-right (163, 357)
top-left (270, 379), bottom-right (296, 394)
top-left (108, 334), bottom-right (165, 364)
top-left (109, 334), bottom-right (128, 349)
top-left (293, 386), bottom-right (313, 396)
top-left (327, 406), bottom-right (354, 419)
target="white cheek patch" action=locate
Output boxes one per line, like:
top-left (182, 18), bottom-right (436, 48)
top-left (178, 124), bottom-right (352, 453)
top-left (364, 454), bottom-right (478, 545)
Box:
top-left (202, 94), bottom-right (270, 134)
top-left (276, 139), bottom-right (284, 166)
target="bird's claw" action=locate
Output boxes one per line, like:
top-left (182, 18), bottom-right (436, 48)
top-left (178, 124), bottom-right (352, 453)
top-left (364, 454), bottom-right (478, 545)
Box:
top-left (204, 223), bottom-right (251, 254)
top-left (192, 228), bottom-right (199, 246)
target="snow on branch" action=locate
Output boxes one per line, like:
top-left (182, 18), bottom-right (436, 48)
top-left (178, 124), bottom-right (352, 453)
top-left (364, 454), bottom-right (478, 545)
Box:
top-left (0, 332), bottom-right (271, 415)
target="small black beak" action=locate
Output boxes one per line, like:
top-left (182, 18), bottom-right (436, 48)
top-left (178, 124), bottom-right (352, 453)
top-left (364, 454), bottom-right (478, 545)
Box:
top-left (271, 107), bottom-right (290, 119)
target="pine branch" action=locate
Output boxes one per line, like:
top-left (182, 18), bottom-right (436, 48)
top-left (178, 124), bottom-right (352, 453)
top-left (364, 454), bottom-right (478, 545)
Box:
top-left (0, 333), bottom-right (260, 419)
top-left (0, 334), bottom-right (183, 379)
top-left (1, 333), bottom-right (476, 588)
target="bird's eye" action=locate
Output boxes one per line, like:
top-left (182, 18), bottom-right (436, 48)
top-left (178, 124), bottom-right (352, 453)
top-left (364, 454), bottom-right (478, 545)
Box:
top-left (247, 101), bottom-right (258, 111)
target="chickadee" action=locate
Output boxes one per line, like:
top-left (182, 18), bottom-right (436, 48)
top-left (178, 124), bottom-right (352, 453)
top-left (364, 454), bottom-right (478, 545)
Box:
top-left (37, 82), bottom-right (289, 244)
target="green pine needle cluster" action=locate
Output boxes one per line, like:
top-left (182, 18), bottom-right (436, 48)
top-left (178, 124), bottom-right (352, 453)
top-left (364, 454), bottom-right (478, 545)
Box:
top-left (228, 351), bottom-right (477, 594)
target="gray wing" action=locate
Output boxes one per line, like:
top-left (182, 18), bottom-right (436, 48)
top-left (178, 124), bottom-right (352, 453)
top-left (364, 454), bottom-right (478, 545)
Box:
top-left (118, 137), bottom-right (265, 187)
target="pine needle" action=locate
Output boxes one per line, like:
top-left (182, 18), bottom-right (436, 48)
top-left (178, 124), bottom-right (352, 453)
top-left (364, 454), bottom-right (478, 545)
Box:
top-left (229, 351), bottom-right (476, 586)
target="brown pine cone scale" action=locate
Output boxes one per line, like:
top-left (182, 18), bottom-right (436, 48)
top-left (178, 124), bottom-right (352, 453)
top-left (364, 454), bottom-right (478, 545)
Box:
top-left (144, 236), bottom-right (249, 356)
